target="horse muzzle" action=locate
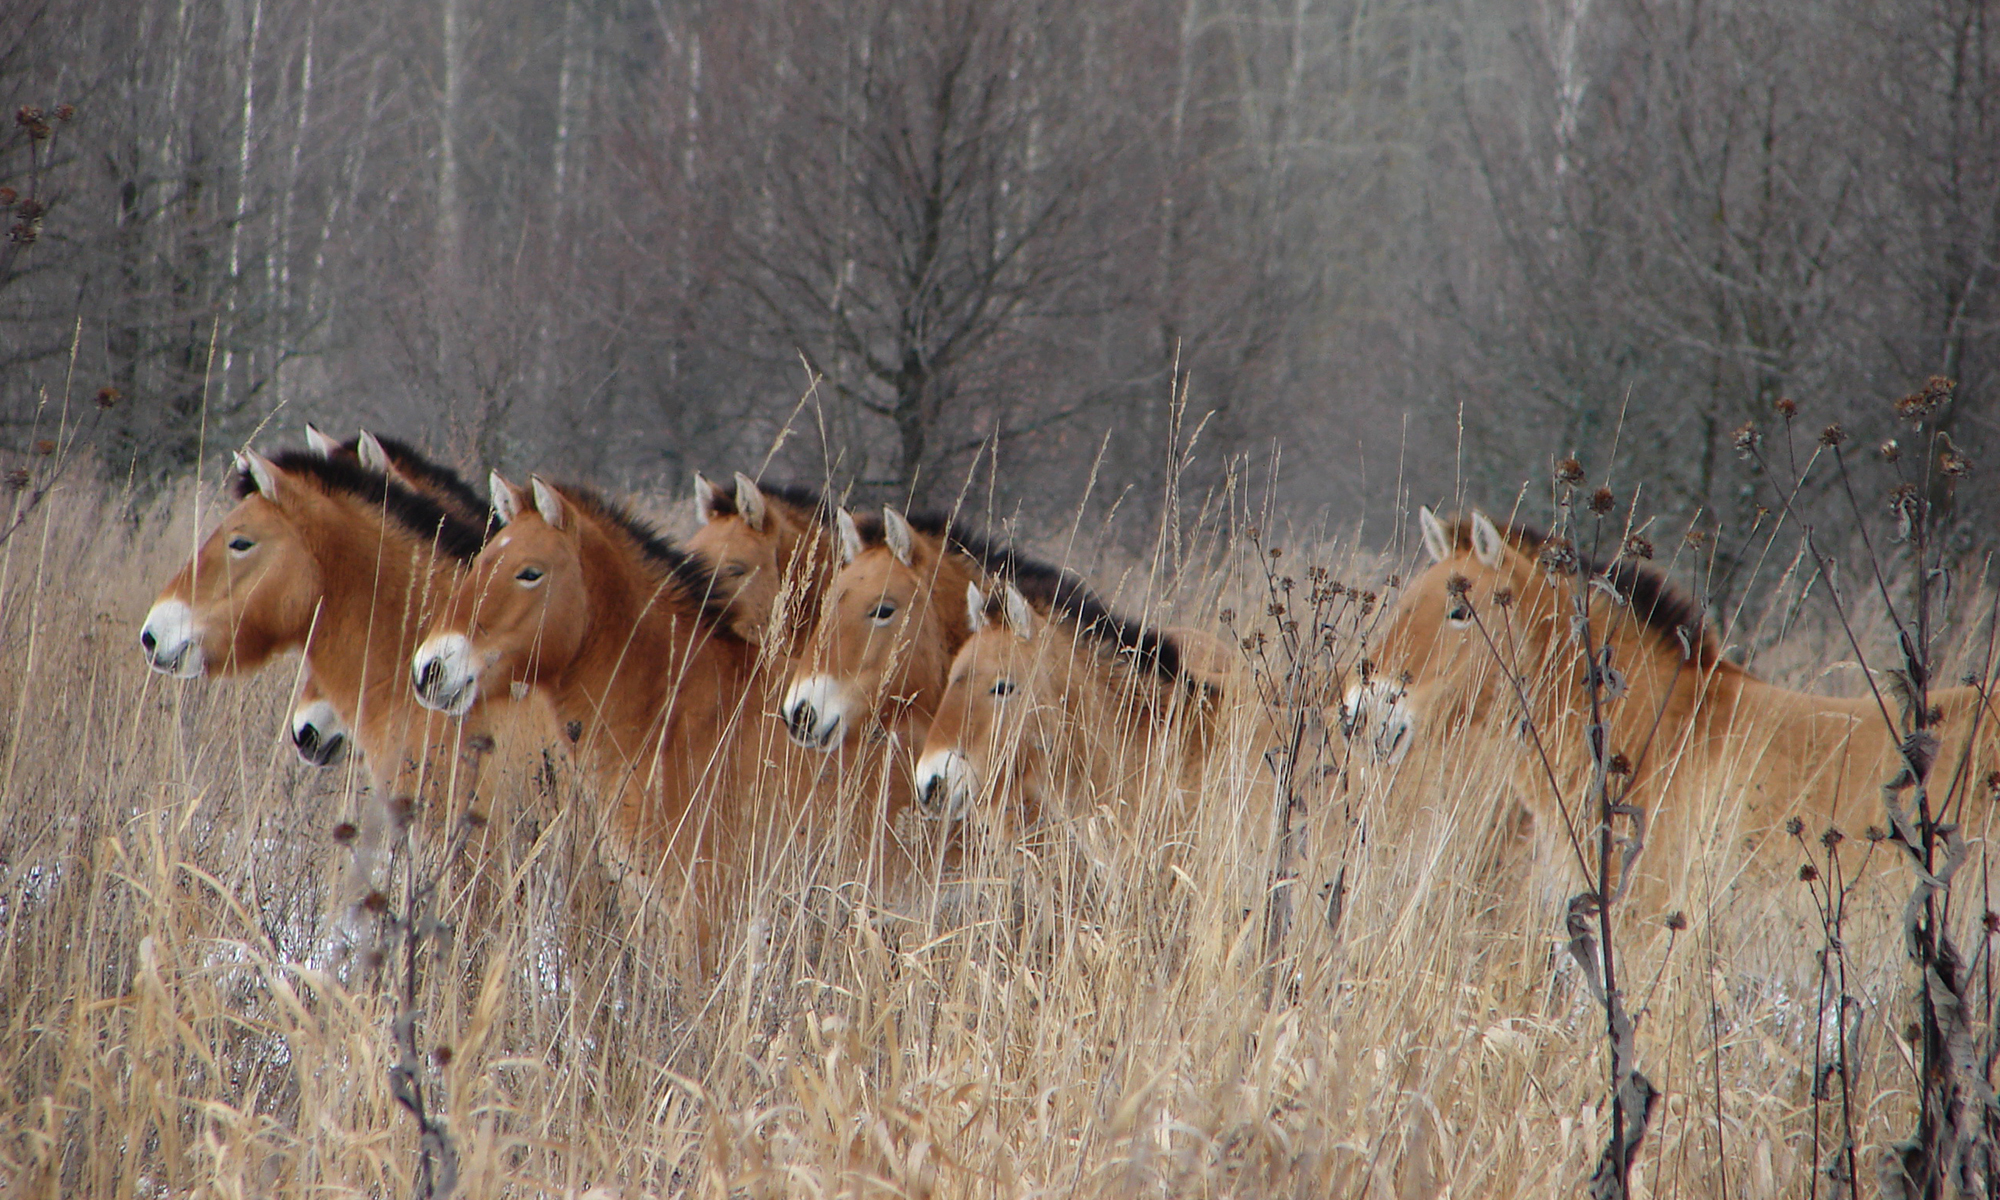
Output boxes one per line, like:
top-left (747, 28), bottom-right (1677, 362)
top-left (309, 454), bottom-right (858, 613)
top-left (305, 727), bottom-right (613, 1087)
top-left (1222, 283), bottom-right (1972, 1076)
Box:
top-left (139, 600), bottom-right (206, 678)
top-left (779, 675), bottom-right (848, 751)
top-left (411, 634), bottom-right (480, 716)
top-left (291, 698), bottom-right (349, 767)
top-left (912, 749), bottom-right (976, 820)
top-left (1341, 680), bottom-right (1414, 766)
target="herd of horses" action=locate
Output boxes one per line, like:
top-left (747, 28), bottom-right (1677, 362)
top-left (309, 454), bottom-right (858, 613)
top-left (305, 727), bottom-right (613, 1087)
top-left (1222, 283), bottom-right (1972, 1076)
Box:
top-left (136, 427), bottom-right (2000, 959)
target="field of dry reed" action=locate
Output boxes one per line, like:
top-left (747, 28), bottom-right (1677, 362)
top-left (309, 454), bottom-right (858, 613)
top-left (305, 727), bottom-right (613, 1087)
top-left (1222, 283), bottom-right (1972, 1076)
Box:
top-left (0, 471), bottom-right (1987, 1197)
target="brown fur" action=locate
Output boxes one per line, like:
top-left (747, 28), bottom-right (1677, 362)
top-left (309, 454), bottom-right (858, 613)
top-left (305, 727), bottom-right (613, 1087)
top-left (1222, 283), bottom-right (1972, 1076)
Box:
top-left (685, 480), bottom-right (840, 651)
top-left (1366, 511), bottom-right (2000, 888)
top-left (417, 479), bottom-right (779, 956)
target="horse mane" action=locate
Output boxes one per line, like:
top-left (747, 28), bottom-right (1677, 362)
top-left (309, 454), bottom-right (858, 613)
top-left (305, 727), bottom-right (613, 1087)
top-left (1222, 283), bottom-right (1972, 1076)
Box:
top-left (240, 449), bottom-right (487, 561)
top-left (703, 479), bottom-right (838, 527)
top-left (886, 510), bottom-right (1196, 689)
top-left (339, 434), bottom-right (490, 527)
top-left (1449, 515), bottom-right (1720, 667)
top-left (554, 483), bottom-right (743, 640)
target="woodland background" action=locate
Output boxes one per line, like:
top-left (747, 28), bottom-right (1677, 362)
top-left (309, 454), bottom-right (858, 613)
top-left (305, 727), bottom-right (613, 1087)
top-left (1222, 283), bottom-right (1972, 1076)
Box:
top-left (2, 0), bottom-right (1996, 570)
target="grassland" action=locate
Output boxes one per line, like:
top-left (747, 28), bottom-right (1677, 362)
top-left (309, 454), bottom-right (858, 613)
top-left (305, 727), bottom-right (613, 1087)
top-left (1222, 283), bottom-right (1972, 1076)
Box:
top-left (0, 473), bottom-right (1984, 1197)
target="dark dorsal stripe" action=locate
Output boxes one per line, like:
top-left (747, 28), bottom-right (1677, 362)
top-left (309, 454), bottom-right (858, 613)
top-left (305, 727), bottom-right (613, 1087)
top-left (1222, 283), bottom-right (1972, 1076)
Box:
top-left (240, 449), bottom-right (487, 561)
top-left (881, 510), bottom-right (1195, 689)
top-left (554, 483), bottom-right (743, 641)
top-left (703, 479), bottom-right (837, 528)
top-left (339, 434), bottom-right (491, 528)
top-left (1450, 516), bottom-right (1720, 666)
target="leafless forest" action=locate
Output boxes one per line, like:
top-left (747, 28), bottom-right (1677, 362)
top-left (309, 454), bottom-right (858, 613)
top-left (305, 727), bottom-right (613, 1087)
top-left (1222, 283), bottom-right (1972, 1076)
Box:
top-left (4, 0), bottom-right (1997, 558)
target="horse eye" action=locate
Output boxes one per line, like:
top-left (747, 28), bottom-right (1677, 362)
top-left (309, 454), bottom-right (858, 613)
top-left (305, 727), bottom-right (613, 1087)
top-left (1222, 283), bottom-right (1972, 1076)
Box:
top-left (867, 601), bottom-right (897, 624)
top-left (989, 679), bottom-right (1015, 697)
top-left (1446, 602), bottom-right (1472, 625)
top-left (516, 566), bottom-right (545, 584)
top-left (227, 535), bottom-right (255, 553)
top-left (723, 563), bottom-right (749, 578)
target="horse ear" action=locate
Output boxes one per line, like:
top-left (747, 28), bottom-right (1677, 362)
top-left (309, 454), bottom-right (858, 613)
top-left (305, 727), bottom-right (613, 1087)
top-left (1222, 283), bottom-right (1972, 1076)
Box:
top-left (237, 450), bottom-right (281, 499)
top-left (529, 477), bottom-right (566, 530)
top-left (1001, 584), bottom-right (1034, 640)
top-left (693, 471), bottom-right (726, 526)
top-left (489, 471), bottom-right (523, 526)
top-left (882, 507), bottom-right (914, 566)
top-left (965, 582), bottom-right (989, 632)
top-left (1418, 506), bottom-right (1453, 563)
top-left (304, 423), bottom-right (339, 458)
top-left (733, 472), bottom-right (768, 532)
top-left (835, 509), bottom-right (863, 565)
top-left (1470, 510), bottom-right (1506, 568)
top-left (355, 429), bottom-right (392, 475)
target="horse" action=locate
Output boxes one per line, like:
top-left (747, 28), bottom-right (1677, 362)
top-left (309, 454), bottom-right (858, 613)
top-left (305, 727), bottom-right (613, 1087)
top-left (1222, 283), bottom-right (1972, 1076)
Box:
top-left (280, 425), bottom-right (498, 768)
top-left (1344, 507), bottom-right (2000, 890)
top-left (140, 448), bottom-right (496, 882)
top-left (408, 474), bottom-right (781, 953)
top-left (912, 580), bottom-right (1217, 834)
top-left (685, 472), bottom-right (841, 652)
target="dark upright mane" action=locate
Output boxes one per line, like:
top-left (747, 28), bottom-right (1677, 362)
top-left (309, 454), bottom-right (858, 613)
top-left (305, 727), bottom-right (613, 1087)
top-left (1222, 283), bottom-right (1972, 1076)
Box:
top-left (556, 483), bottom-right (743, 641)
top-left (1450, 516), bottom-right (1720, 666)
top-left (876, 510), bottom-right (1195, 688)
top-left (240, 449), bottom-right (487, 561)
top-left (340, 434), bottom-right (490, 528)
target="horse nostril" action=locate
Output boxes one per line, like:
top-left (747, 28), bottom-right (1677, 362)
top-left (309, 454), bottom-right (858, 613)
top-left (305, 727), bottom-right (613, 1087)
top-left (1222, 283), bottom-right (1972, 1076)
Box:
top-left (416, 659), bottom-right (441, 695)
top-left (141, 629), bottom-right (157, 653)
top-left (919, 774), bottom-right (942, 811)
top-left (787, 704), bottom-right (815, 737)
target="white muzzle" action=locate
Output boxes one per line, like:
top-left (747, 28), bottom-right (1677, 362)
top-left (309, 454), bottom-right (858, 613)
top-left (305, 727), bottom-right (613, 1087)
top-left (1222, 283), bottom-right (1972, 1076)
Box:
top-left (139, 600), bottom-right (206, 678)
top-left (912, 748), bottom-right (977, 820)
top-left (411, 633), bottom-right (481, 716)
top-left (780, 674), bottom-right (850, 751)
top-left (291, 697), bottom-right (350, 766)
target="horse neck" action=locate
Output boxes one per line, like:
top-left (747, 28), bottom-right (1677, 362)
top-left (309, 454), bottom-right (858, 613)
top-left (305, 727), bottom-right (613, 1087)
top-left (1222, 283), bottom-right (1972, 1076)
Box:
top-left (302, 500), bottom-right (459, 729)
top-left (564, 517), bottom-right (744, 752)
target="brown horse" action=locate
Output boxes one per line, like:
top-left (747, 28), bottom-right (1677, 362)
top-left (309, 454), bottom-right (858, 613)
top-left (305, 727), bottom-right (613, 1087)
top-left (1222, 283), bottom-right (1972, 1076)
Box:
top-left (409, 474), bottom-right (776, 947)
top-left (1346, 507), bottom-right (2000, 882)
top-left (282, 425), bottom-right (498, 767)
top-left (140, 448), bottom-right (488, 803)
top-left (913, 580), bottom-right (1216, 832)
top-left (685, 472), bottom-right (840, 652)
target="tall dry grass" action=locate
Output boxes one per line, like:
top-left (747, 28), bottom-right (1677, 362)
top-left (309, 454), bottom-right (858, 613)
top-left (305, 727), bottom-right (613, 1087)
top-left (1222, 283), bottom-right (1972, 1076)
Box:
top-left (0, 469), bottom-right (1987, 1197)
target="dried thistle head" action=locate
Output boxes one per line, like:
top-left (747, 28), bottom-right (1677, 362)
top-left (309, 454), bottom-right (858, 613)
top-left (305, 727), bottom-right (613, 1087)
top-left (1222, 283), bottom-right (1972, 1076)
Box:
top-left (3, 467), bottom-right (28, 492)
top-left (1588, 486), bottom-right (1615, 515)
top-left (1556, 456), bottom-right (1585, 485)
top-left (1785, 816), bottom-right (1805, 837)
top-left (1684, 528), bottom-right (1709, 549)
top-left (1219, 608), bottom-right (1236, 625)
top-left (52, 103), bottom-right (73, 122)
top-left (362, 890), bottom-right (390, 914)
top-left (1895, 375), bottom-right (1955, 424)
top-left (33, 440), bottom-right (53, 456)
top-left (1732, 422), bottom-right (1761, 455)
top-left (15, 198), bottom-right (42, 221)
top-left (1866, 825), bottom-right (1887, 842)
top-left (1819, 423), bottom-right (1847, 448)
top-left (1880, 438), bottom-right (1902, 463)
top-left (1821, 827), bottom-right (1844, 849)
top-left (1445, 574), bottom-right (1471, 599)
top-left (1939, 435), bottom-right (1971, 478)
top-left (1798, 862), bottom-right (1819, 882)
top-left (1774, 396), bottom-right (1799, 419)
top-left (1537, 537), bottom-right (1578, 577)
top-left (332, 821), bottom-right (358, 844)
top-left (95, 386), bottom-right (119, 409)
top-left (9, 220), bottom-right (37, 245)
top-left (1985, 911), bottom-right (2000, 935)
top-left (433, 1045), bottom-right (454, 1067)
top-left (1665, 911), bottom-right (1687, 931)
top-left (1622, 532), bottom-right (1653, 560)
top-left (1492, 587), bottom-right (1515, 609)
top-left (1607, 752), bottom-right (1632, 776)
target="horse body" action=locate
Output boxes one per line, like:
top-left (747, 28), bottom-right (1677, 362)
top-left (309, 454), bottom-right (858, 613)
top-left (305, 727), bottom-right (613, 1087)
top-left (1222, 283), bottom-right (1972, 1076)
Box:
top-left (410, 476), bottom-right (771, 944)
top-left (1349, 508), bottom-right (1998, 883)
